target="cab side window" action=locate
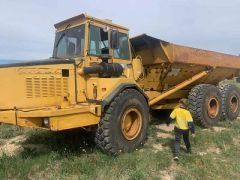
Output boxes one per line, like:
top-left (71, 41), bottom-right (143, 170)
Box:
top-left (89, 25), bottom-right (109, 56)
top-left (113, 33), bottom-right (130, 59)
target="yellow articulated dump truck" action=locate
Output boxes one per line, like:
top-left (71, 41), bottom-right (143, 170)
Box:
top-left (0, 14), bottom-right (240, 154)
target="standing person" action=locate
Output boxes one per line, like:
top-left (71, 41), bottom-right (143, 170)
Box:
top-left (167, 98), bottom-right (195, 161)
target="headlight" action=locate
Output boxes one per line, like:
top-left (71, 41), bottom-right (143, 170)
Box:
top-left (42, 117), bottom-right (49, 127)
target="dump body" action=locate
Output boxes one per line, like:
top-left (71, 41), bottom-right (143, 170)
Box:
top-left (131, 34), bottom-right (240, 68)
top-left (130, 34), bottom-right (240, 102)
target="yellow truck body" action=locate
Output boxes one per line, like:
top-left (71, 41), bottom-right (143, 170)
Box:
top-left (0, 14), bottom-right (239, 154)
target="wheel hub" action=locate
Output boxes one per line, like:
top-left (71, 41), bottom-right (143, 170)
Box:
top-left (207, 96), bottom-right (219, 119)
top-left (229, 95), bottom-right (238, 113)
top-left (121, 108), bottom-right (142, 140)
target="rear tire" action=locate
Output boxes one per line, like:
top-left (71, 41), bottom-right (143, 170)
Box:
top-left (219, 84), bottom-right (240, 120)
top-left (95, 89), bottom-right (149, 155)
top-left (188, 84), bottom-right (222, 128)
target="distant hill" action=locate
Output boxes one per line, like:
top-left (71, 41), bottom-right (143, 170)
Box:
top-left (0, 59), bottom-right (26, 64)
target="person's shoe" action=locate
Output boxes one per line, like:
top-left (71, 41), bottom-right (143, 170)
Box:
top-left (173, 156), bottom-right (179, 161)
top-left (187, 149), bottom-right (192, 154)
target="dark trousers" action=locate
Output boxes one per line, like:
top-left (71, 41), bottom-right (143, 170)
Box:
top-left (174, 127), bottom-right (191, 156)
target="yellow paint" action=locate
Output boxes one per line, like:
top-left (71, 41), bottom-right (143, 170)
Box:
top-left (145, 90), bottom-right (189, 101)
top-left (149, 70), bottom-right (210, 106)
top-left (56, 14), bottom-right (129, 32)
top-left (50, 113), bottom-right (99, 131)
top-left (0, 104), bottom-right (101, 130)
top-left (152, 103), bottom-right (179, 110)
top-left (17, 117), bottom-right (45, 129)
top-left (0, 111), bottom-right (16, 125)
top-left (132, 57), bottom-right (144, 81)
top-left (0, 64), bottom-right (76, 109)
top-left (84, 77), bottom-right (137, 101)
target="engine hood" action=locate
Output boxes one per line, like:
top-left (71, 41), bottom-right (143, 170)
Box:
top-left (0, 58), bottom-right (76, 110)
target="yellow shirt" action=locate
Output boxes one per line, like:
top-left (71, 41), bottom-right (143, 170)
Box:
top-left (170, 107), bottom-right (193, 130)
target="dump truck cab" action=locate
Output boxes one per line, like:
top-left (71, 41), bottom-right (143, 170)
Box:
top-left (52, 14), bottom-right (141, 103)
top-left (53, 14), bottom-right (132, 64)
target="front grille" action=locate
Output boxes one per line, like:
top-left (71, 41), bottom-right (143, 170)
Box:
top-left (25, 77), bottom-right (69, 98)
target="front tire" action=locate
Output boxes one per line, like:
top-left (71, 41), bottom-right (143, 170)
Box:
top-left (95, 89), bottom-right (149, 155)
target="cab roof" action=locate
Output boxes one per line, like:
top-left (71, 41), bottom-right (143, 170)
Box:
top-left (54, 13), bottom-right (129, 31)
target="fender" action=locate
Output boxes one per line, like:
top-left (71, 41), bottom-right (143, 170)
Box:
top-left (101, 83), bottom-right (148, 111)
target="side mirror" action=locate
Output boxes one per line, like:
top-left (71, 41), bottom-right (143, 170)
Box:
top-left (110, 30), bottom-right (119, 49)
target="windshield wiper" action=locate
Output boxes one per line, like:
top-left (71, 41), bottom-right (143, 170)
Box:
top-left (55, 24), bottom-right (71, 48)
top-left (55, 32), bottom-right (66, 48)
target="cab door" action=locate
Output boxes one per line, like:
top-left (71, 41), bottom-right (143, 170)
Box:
top-left (112, 32), bottom-right (131, 64)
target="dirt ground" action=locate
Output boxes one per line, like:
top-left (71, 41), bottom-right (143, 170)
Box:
top-left (0, 135), bottom-right (47, 157)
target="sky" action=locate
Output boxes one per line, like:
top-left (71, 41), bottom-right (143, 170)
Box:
top-left (0, 0), bottom-right (239, 60)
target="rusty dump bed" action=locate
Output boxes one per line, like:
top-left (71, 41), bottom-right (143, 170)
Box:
top-left (130, 34), bottom-right (240, 92)
top-left (130, 34), bottom-right (240, 69)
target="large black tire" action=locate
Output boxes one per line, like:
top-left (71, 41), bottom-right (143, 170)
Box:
top-left (95, 89), bottom-right (149, 155)
top-left (219, 84), bottom-right (240, 120)
top-left (188, 84), bottom-right (222, 128)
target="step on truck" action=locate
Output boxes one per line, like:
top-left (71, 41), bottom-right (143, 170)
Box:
top-left (0, 14), bottom-right (240, 155)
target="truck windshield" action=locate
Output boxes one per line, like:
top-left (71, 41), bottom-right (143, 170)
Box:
top-left (53, 25), bottom-right (85, 59)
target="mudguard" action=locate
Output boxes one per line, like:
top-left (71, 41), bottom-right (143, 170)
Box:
top-left (101, 83), bottom-right (148, 111)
